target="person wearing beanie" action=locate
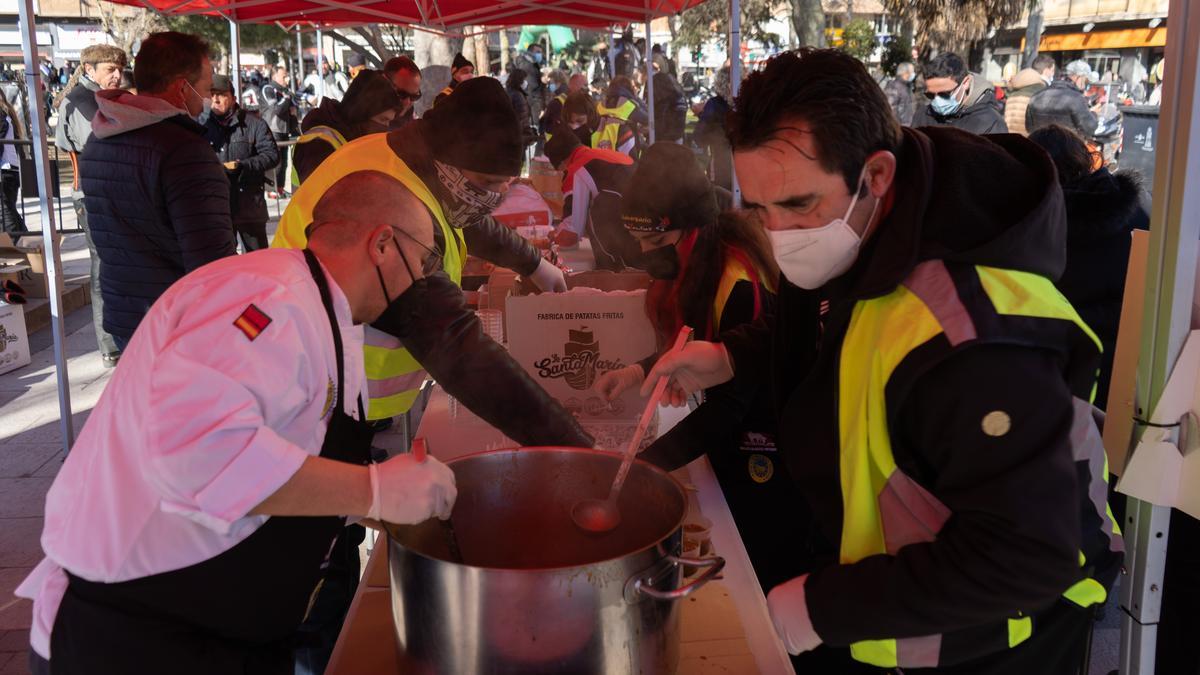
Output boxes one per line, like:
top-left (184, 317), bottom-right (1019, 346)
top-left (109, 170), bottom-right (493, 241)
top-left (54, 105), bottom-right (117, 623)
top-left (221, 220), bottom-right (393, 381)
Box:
top-left (293, 69), bottom-right (401, 185)
top-left (595, 141), bottom-right (792, 595)
top-left (346, 51), bottom-right (368, 80)
top-left (544, 124), bottom-right (639, 269)
top-left (434, 53), bottom-right (474, 106)
top-left (203, 73), bottom-right (280, 251)
top-left (276, 74), bottom-right (589, 448)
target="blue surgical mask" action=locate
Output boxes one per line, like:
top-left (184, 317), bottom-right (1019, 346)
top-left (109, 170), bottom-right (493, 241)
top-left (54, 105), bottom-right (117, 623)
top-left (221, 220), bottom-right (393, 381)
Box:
top-left (548, 82), bottom-right (559, 93)
top-left (532, 51), bottom-right (544, 64)
top-left (930, 94), bottom-right (961, 116)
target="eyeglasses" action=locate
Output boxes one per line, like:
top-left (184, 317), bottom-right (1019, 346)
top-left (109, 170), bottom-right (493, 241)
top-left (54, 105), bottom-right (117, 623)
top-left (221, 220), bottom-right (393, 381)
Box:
top-left (391, 227), bottom-right (443, 276)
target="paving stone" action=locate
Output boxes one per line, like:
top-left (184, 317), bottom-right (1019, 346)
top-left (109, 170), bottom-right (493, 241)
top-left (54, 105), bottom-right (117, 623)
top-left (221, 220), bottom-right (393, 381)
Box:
top-left (0, 629), bottom-right (29, 652)
top-left (0, 446), bottom-right (59, 479)
top-left (0, 481), bottom-right (52, 519)
top-left (0, 521), bottom-right (43, 568)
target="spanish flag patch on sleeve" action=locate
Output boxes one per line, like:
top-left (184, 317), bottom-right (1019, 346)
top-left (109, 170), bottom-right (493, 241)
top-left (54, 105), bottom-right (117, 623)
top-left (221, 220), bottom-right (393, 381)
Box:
top-left (233, 304), bottom-right (272, 341)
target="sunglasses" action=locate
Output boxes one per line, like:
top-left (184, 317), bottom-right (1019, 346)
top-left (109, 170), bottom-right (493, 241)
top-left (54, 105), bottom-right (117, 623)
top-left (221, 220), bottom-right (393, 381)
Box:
top-left (396, 89), bottom-right (422, 102)
top-left (391, 226), bottom-right (443, 276)
top-left (923, 78), bottom-right (967, 100)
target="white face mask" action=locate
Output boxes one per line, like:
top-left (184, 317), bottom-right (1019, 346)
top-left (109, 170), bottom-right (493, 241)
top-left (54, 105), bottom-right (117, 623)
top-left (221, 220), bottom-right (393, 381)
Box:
top-left (185, 80), bottom-right (213, 122)
top-left (766, 174), bottom-right (879, 289)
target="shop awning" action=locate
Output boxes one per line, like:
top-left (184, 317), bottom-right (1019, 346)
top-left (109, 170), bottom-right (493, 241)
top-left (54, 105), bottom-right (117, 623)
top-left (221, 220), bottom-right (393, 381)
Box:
top-left (105, 0), bottom-right (706, 30)
top-left (1024, 26), bottom-right (1167, 52)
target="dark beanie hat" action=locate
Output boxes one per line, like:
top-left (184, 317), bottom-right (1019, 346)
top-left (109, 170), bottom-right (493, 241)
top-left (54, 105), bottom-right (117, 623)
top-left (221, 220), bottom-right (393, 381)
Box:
top-left (452, 53), bottom-right (474, 72)
top-left (347, 52), bottom-right (367, 68)
top-left (340, 70), bottom-right (401, 123)
top-left (622, 142), bottom-right (719, 233)
top-left (211, 73), bottom-right (233, 92)
top-left (424, 77), bottom-right (524, 176)
top-left (545, 125), bottom-right (582, 168)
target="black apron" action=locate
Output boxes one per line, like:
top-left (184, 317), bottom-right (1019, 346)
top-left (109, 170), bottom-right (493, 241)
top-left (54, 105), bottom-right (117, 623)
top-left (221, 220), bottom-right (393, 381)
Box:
top-left (48, 250), bottom-right (375, 675)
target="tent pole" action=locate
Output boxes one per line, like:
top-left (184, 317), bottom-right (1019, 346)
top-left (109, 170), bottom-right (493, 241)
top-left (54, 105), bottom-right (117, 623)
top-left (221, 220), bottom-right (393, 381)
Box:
top-left (1119, 0), bottom-right (1200, 671)
top-left (17, 0), bottom-right (74, 453)
top-left (230, 19), bottom-right (242, 100)
top-left (644, 18), bottom-right (655, 145)
top-left (729, 0), bottom-right (741, 206)
top-left (296, 29), bottom-right (303, 83)
top-left (316, 28), bottom-right (326, 101)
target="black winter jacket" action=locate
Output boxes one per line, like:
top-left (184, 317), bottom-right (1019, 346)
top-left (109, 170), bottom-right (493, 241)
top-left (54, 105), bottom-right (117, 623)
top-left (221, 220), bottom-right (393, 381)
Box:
top-left (81, 90), bottom-right (235, 342)
top-left (203, 107), bottom-right (280, 224)
top-left (374, 125), bottom-right (592, 449)
top-left (507, 87), bottom-right (537, 147)
top-left (650, 72), bottom-right (687, 142)
top-left (719, 127), bottom-right (1120, 657)
top-left (1026, 80), bottom-right (1099, 139)
top-left (1057, 168), bottom-right (1148, 408)
top-left (883, 77), bottom-right (914, 126)
top-left (912, 77), bottom-right (1008, 135)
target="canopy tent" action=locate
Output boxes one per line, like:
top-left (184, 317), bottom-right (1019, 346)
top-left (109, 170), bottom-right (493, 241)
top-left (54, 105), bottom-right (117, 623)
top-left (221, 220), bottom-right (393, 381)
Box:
top-left (103, 0), bottom-right (704, 30)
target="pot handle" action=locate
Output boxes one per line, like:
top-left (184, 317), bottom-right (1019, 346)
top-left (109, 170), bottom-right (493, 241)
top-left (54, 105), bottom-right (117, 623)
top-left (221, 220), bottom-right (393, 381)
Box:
top-left (634, 555), bottom-right (726, 601)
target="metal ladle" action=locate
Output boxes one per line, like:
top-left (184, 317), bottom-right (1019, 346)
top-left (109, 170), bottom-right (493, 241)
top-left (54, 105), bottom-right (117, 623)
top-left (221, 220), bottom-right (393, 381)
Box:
top-left (572, 326), bottom-right (693, 534)
top-left (413, 438), bottom-right (464, 563)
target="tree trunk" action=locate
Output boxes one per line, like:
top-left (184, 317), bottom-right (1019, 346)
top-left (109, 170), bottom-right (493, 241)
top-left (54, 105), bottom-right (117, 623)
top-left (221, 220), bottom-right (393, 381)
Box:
top-left (413, 31), bottom-right (461, 115)
top-left (791, 0), bottom-right (826, 48)
top-left (471, 27), bottom-right (490, 74)
top-left (1022, 0), bottom-right (1044, 68)
top-left (499, 28), bottom-right (510, 73)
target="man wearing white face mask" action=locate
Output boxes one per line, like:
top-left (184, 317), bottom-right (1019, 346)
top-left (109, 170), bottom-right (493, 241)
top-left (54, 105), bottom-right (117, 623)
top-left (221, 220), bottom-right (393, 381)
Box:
top-left (81, 31), bottom-right (235, 350)
top-left (644, 49), bottom-right (1121, 674)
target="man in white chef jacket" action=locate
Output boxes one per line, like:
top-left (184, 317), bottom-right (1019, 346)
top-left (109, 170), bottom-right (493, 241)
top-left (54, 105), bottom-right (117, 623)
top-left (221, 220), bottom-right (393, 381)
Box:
top-left (17, 170), bottom-right (457, 675)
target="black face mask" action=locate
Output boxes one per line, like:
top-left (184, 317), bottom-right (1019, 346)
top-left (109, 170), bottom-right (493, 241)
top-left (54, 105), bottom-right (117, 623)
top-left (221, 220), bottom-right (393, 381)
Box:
top-left (642, 244), bottom-right (680, 280)
top-left (376, 238), bottom-right (420, 305)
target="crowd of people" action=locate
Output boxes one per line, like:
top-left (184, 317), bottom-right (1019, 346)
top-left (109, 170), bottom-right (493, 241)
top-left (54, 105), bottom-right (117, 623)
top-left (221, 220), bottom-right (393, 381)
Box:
top-left (3, 22), bottom-right (1167, 675)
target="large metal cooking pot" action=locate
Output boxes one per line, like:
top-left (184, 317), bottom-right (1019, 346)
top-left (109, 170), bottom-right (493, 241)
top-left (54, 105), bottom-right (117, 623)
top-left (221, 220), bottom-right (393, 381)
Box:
top-left (386, 446), bottom-right (725, 675)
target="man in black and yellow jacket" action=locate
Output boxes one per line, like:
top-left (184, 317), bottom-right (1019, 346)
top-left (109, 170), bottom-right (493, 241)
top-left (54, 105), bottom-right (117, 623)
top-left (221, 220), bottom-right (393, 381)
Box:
top-left (432, 52), bottom-right (473, 107)
top-left (646, 48), bottom-right (1122, 674)
top-left (276, 77), bottom-right (588, 444)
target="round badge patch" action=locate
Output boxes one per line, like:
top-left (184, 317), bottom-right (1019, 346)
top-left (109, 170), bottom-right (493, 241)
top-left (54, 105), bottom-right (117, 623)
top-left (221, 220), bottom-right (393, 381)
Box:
top-left (981, 410), bottom-right (1012, 437)
top-left (748, 453), bottom-right (774, 484)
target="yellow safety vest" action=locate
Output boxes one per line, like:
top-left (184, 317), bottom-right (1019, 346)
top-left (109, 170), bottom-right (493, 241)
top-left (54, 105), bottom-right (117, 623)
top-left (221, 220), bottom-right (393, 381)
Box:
top-left (289, 125), bottom-right (347, 189)
top-left (838, 261), bottom-right (1121, 669)
top-left (593, 99), bottom-right (637, 152)
top-left (273, 133), bottom-right (467, 419)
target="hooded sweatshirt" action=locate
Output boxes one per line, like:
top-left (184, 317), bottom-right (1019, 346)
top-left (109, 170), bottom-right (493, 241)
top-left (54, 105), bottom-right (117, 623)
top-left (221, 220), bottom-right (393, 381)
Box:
top-left (720, 127), bottom-right (1120, 661)
top-left (80, 89), bottom-right (235, 341)
top-left (913, 72), bottom-right (1009, 135)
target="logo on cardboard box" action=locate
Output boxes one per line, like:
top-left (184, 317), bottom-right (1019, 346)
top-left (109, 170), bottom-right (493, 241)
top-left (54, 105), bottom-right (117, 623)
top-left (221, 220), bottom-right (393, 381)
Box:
top-left (533, 327), bottom-right (626, 391)
top-left (0, 323), bottom-right (17, 353)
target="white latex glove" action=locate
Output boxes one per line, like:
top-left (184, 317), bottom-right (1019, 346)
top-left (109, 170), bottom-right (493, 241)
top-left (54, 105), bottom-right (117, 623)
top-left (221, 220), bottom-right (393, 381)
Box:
top-left (529, 258), bottom-right (568, 293)
top-left (639, 341), bottom-right (734, 407)
top-left (367, 454), bottom-right (457, 524)
top-left (767, 574), bottom-right (823, 655)
top-left (596, 364), bottom-right (645, 401)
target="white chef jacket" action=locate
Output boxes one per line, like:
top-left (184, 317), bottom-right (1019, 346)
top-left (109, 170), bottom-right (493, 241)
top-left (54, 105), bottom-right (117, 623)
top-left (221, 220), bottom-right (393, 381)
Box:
top-left (16, 249), bottom-right (366, 660)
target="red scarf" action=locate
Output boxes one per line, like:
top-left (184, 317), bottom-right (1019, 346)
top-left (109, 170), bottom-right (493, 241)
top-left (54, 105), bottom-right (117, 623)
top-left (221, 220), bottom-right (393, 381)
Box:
top-left (560, 145), bottom-right (634, 193)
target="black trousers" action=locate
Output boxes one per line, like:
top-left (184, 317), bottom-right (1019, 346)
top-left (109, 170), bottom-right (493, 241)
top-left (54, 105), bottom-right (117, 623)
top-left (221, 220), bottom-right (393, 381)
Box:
top-left (235, 220), bottom-right (270, 252)
top-left (272, 132), bottom-right (290, 192)
top-left (0, 167), bottom-right (26, 240)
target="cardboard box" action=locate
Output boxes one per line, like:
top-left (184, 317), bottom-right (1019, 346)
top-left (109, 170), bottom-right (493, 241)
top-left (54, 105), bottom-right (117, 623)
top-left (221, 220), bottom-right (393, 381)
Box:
top-left (0, 302), bottom-right (31, 375)
top-left (506, 287), bottom-right (656, 424)
top-left (0, 234), bottom-right (61, 298)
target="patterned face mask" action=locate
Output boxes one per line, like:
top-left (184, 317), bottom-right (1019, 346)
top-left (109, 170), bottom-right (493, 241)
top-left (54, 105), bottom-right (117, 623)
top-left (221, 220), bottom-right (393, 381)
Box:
top-left (433, 160), bottom-right (506, 227)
